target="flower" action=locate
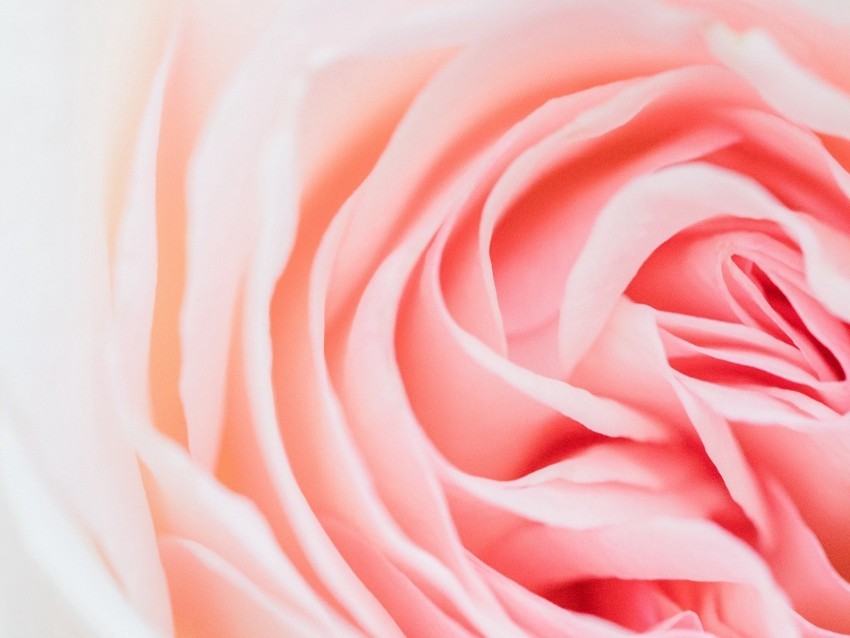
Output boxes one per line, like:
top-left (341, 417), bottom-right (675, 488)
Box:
top-left (6, 0), bottom-right (850, 636)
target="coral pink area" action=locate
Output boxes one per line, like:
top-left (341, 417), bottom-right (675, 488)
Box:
top-left (11, 0), bottom-right (850, 636)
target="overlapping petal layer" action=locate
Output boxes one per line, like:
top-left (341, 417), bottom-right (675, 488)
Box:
top-left (95, 0), bottom-right (850, 636)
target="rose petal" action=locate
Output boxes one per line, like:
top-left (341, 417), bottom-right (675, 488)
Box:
top-left (324, 0), bottom-right (712, 325)
top-left (1, 2), bottom-right (171, 630)
top-left (322, 518), bottom-right (479, 638)
top-left (559, 162), bottom-right (850, 374)
top-left (441, 441), bottom-right (730, 531)
top-left (735, 422), bottom-right (850, 582)
top-left (571, 299), bottom-right (774, 543)
top-left (763, 480), bottom-right (850, 634)
top-left (483, 517), bottom-right (796, 637)
top-left (160, 537), bottom-right (323, 637)
top-left (707, 24), bottom-right (850, 140)
top-left (470, 555), bottom-right (638, 638)
top-left (133, 426), bottom-right (356, 635)
top-left (325, 217), bottom-right (530, 635)
top-left (483, 66), bottom-right (745, 376)
top-left (0, 426), bottom-right (159, 637)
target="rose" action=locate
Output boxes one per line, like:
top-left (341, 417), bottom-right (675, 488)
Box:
top-left (5, 0), bottom-right (850, 636)
top-left (8, 0), bottom-right (850, 636)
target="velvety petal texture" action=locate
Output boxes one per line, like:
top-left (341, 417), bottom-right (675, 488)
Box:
top-left (8, 0), bottom-right (850, 636)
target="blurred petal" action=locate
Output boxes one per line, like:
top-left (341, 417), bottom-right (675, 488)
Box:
top-left (0, 425), bottom-right (159, 637)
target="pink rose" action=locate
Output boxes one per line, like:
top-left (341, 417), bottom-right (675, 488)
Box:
top-left (7, 0), bottom-right (850, 636)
